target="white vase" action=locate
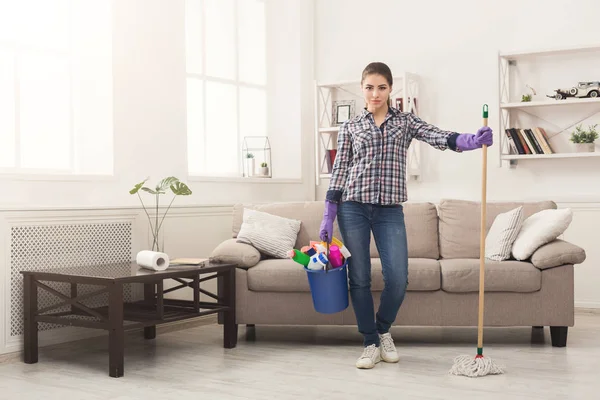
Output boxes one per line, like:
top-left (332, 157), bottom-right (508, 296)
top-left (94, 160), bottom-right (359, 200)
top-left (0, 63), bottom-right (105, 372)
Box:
top-left (245, 158), bottom-right (255, 176)
top-left (260, 166), bottom-right (269, 176)
top-left (575, 143), bottom-right (595, 153)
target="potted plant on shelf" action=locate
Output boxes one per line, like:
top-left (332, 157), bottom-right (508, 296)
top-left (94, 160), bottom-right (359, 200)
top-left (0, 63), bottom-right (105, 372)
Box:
top-left (259, 162), bottom-right (269, 177)
top-left (521, 84), bottom-right (536, 102)
top-left (245, 153), bottom-right (255, 177)
top-left (130, 176), bottom-right (192, 252)
top-left (570, 124), bottom-right (598, 152)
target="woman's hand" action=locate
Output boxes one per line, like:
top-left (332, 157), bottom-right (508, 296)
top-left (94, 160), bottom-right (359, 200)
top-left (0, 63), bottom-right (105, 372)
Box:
top-left (319, 201), bottom-right (338, 243)
top-left (456, 127), bottom-right (493, 151)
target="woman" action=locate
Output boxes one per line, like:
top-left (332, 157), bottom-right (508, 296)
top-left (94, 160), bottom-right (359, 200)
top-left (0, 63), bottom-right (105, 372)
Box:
top-left (319, 62), bottom-right (493, 369)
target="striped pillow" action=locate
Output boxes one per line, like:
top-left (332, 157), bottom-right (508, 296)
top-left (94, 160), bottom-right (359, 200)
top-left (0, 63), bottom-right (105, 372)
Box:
top-left (236, 208), bottom-right (301, 259)
top-left (485, 206), bottom-right (524, 261)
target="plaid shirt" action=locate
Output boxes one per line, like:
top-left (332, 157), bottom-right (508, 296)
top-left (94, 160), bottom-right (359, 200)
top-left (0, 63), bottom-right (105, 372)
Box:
top-left (326, 107), bottom-right (459, 205)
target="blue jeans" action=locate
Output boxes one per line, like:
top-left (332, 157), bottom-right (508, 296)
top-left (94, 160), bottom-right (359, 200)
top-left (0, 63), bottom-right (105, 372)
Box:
top-left (337, 201), bottom-right (409, 347)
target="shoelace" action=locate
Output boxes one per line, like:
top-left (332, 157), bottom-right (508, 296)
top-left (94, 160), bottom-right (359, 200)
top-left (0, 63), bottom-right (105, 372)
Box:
top-left (362, 344), bottom-right (378, 359)
top-left (381, 335), bottom-right (395, 353)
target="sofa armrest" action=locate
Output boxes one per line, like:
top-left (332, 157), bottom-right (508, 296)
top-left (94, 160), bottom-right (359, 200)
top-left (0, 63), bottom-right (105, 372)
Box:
top-left (209, 238), bottom-right (261, 268)
top-left (530, 239), bottom-right (586, 270)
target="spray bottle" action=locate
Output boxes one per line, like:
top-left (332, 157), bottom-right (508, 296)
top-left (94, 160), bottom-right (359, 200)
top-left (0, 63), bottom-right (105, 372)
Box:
top-left (307, 253), bottom-right (328, 270)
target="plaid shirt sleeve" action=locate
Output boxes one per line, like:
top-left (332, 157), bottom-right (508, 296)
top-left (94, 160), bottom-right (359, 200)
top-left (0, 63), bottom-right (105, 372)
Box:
top-left (326, 122), bottom-right (352, 203)
top-left (408, 113), bottom-right (458, 151)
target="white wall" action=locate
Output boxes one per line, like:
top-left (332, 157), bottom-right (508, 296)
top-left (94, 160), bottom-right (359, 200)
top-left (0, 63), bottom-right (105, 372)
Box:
top-left (314, 0), bottom-right (600, 308)
top-left (0, 0), bottom-right (316, 209)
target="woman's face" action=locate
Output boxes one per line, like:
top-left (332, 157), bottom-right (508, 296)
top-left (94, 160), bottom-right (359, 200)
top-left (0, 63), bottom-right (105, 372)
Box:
top-left (362, 74), bottom-right (391, 112)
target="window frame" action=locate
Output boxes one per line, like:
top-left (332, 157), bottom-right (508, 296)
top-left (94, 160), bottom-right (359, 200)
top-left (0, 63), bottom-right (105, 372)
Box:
top-left (185, 0), bottom-right (268, 178)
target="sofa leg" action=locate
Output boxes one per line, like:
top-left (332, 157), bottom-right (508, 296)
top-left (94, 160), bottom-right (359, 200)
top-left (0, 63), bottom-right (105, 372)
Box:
top-left (532, 326), bottom-right (543, 329)
top-left (550, 326), bottom-right (568, 347)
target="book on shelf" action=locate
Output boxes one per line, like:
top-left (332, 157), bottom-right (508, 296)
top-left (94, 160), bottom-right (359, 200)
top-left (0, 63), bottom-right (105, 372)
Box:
top-left (504, 127), bottom-right (554, 155)
top-left (323, 149), bottom-right (337, 173)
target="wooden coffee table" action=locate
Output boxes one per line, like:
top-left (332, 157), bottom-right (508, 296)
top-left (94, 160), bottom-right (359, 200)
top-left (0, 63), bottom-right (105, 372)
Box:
top-left (21, 261), bottom-right (237, 377)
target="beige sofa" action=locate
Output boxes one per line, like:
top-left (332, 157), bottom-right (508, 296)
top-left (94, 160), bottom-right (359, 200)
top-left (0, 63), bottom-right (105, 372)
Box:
top-left (210, 199), bottom-right (587, 347)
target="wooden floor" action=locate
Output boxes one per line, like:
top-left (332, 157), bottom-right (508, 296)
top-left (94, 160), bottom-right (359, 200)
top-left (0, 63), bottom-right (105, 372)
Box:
top-left (1, 310), bottom-right (599, 399)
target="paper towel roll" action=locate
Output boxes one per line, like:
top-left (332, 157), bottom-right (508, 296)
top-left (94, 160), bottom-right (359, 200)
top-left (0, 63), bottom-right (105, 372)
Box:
top-left (136, 250), bottom-right (170, 271)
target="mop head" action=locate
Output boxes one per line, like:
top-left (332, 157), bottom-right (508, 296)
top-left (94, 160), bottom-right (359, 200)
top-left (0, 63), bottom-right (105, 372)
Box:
top-left (449, 354), bottom-right (504, 377)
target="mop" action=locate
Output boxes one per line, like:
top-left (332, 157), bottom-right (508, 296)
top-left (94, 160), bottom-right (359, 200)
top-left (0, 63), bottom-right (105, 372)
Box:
top-left (449, 105), bottom-right (505, 377)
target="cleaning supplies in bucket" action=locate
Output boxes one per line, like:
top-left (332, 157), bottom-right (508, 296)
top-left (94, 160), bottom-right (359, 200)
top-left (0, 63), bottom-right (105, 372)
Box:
top-left (289, 236), bottom-right (348, 270)
top-left (288, 236), bottom-right (350, 314)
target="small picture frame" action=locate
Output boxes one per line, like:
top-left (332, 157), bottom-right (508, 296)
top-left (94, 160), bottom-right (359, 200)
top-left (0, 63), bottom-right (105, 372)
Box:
top-left (395, 97), bottom-right (403, 112)
top-left (333, 100), bottom-right (355, 125)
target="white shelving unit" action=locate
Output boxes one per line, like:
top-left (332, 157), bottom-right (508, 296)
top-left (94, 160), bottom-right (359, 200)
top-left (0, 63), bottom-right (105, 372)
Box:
top-left (314, 72), bottom-right (421, 184)
top-left (498, 44), bottom-right (600, 167)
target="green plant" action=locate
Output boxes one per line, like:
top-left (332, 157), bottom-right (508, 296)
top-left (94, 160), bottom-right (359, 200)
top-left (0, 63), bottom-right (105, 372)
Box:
top-left (521, 84), bottom-right (536, 102)
top-left (130, 176), bottom-right (192, 252)
top-left (246, 153), bottom-right (254, 158)
top-left (570, 124), bottom-right (599, 143)
top-left (261, 162), bottom-right (267, 167)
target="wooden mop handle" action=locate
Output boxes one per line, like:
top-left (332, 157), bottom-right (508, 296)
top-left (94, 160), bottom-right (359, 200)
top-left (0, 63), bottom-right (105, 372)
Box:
top-left (478, 104), bottom-right (488, 353)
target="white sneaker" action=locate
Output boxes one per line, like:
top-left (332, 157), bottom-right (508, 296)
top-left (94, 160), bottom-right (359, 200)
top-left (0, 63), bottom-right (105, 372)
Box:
top-left (379, 332), bottom-right (399, 363)
top-left (355, 344), bottom-right (381, 369)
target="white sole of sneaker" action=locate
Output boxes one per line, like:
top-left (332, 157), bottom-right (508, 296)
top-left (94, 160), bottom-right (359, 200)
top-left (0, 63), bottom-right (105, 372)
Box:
top-left (381, 354), bottom-right (399, 363)
top-left (356, 354), bottom-right (381, 369)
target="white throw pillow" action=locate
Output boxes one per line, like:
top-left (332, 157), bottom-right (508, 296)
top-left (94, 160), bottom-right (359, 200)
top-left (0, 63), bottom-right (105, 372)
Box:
top-left (236, 208), bottom-right (301, 259)
top-left (485, 206), bottom-right (524, 261)
top-left (511, 208), bottom-right (573, 260)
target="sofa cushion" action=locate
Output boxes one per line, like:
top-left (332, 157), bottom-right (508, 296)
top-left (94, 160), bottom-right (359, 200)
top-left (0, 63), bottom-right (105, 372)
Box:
top-left (370, 202), bottom-right (440, 259)
top-left (530, 239), bottom-right (586, 269)
top-left (372, 258), bottom-right (441, 291)
top-left (439, 259), bottom-right (541, 293)
top-left (236, 208), bottom-right (301, 259)
top-left (438, 199), bottom-right (556, 259)
top-left (246, 258), bottom-right (441, 292)
top-left (247, 259), bottom-right (310, 292)
top-left (233, 202), bottom-right (335, 250)
top-left (511, 208), bottom-right (573, 261)
top-left (485, 206), bottom-right (524, 261)
top-left (209, 238), bottom-right (261, 268)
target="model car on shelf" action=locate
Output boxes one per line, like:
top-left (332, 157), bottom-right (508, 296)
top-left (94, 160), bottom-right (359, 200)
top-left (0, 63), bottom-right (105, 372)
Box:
top-left (547, 81), bottom-right (600, 100)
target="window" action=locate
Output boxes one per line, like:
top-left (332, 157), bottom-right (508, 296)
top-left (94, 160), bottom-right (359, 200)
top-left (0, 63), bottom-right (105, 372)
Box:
top-left (185, 0), bottom-right (267, 177)
top-left (0, 1), bottom-right (113, 175)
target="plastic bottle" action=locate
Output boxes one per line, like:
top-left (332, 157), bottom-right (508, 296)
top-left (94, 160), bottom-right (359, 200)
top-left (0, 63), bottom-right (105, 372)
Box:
top-left (312, 243), bottom-right (327, 254)
top-left (330, 237), bottom-right (352, 258)
top-left (307, 253), bottom-right (328, 270)
top-left (328, 245), bottom-right (344, 268)
top-left (288, 249), bottom-right (310, 266)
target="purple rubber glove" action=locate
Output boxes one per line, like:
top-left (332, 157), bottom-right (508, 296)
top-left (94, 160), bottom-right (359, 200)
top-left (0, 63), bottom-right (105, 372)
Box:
top-left (319, 201), bottom-right (338, 243)
top-left (456, 126), bottom-right (493, 151)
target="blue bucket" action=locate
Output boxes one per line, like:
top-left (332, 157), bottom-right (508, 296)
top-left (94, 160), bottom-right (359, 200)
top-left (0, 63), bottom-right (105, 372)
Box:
top-left (304, 262), bottom-right (349, 314)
